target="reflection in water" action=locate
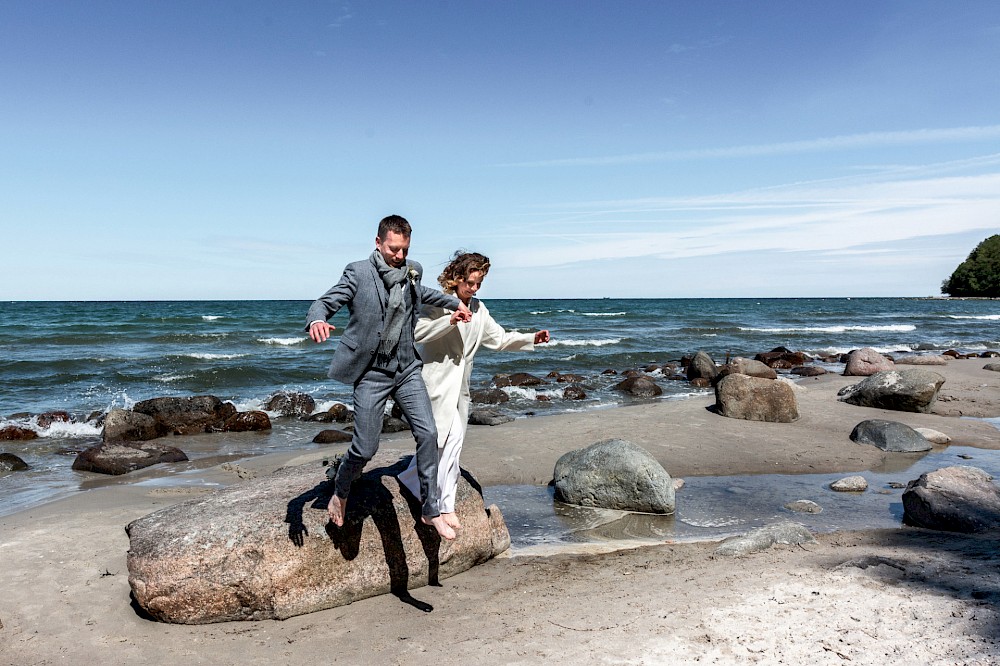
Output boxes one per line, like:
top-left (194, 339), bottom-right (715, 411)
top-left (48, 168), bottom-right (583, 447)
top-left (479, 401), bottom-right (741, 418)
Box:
top-left (483, 446), bottom-right (1000, 555)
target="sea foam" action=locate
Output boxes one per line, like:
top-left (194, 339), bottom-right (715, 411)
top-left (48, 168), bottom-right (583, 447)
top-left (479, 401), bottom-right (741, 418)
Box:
top-left (741, 324), bottom-right (916, 334)
top-left (258, 337), bottom-right (308, 346)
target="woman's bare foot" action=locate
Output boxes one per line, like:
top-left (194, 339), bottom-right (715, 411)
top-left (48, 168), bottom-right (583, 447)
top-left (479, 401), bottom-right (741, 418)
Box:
top-left (327, 494), bottom-right (347, 527)
top-left (441, 512), bottom-right (462, 530)
top-left (421, 515), bottom-right (457, 540)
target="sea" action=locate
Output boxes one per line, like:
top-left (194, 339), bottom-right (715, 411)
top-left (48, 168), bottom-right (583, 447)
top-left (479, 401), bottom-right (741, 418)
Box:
top-left (2, 297), bottom-right (999, 528)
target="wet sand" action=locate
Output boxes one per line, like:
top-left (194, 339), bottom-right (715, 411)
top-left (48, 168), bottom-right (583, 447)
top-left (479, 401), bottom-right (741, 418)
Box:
top-left (1, 358), bottom-right (999, 664)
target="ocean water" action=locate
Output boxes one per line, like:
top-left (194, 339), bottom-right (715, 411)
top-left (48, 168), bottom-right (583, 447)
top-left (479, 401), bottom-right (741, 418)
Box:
top-left (1, 297), bottom-right (998, 518)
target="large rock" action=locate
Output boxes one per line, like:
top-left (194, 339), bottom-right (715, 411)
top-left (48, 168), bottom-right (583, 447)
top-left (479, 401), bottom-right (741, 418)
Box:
top-left (263, 392), bottom-right (316, 418)
top-left (714, 374), bottom-right (798, 423)
top-left (849, 419), bottom-right (932, 452)
top-left (686, 351), bottom-right (718, 381)
top-left (754, 348), bottom-right (811, 369)
top-left (468, 409), bottom-right (514, 426)
top-left (715, 357), bottom-right (777, 382)
top-left (469, 389), bottom-right (509, 405)
top-left (838, 369), bottom-right (945, 413)
top-left (492, 372), bottom-right (546, 388)
top-left (613, 376), bottom-right (663, 397)
top-left (985, 363), bottom-right (1000, 373)
top-left (102, 408), bottom-right (159, 443)
top-left (133, 396), bottom-right (237, 436)
top-left (0, 426), bottom-right (38, 441)
top-left (902, 466), bottom-right (1000, 533)
top-left (843, 348), bottom-right (895, 376)
top-left (222, 411), bottom-right (272, 432)
top-left (894, 354), bottom-right (949, 366)
top-left (72, 441), bottom-right (189, 475)
top-left (553, 439), bottom-right (675, 514)
top-left (0, 452), bottom-right (29, 471)
top-left (126, 455), bottom-right (510, 624)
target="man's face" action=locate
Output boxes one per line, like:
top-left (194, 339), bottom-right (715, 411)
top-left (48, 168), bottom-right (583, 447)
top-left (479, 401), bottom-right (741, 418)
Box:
top-left (375, 230), bottom-right (410, 268)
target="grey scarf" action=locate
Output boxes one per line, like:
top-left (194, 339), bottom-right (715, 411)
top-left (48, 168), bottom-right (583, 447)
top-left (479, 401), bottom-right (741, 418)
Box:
top-left (370, 250), bottom-right (412, 367)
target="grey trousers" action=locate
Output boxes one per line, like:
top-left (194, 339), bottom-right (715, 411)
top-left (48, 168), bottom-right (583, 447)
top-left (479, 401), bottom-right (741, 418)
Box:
top-left (332, 361), bottom-right (441, 518)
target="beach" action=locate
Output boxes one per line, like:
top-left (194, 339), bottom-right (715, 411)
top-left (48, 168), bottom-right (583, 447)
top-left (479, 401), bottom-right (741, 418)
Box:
top-left (1, 358), bottom-right (999, 664)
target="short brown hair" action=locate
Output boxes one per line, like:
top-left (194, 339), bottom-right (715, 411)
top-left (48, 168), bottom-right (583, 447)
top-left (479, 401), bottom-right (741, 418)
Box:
top-left (438, 251), bottom-right (491, 294)
top-left (377, 214), bottom-right (411, 240)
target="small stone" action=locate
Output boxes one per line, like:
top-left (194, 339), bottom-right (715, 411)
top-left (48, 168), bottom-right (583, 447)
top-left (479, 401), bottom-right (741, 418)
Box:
top-left (830, 476), bottom-right (868, 492)
top-left (785, 500), bottom-right (822, 514)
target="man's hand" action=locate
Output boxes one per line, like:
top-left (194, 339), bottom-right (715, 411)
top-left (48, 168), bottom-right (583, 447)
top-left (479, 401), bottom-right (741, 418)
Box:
top-left (309, 321), bottom-right (335, 343)
top-left (453, 302), bottom-right (473, 323)
top-left (534, 330), bottom-right (551, 344)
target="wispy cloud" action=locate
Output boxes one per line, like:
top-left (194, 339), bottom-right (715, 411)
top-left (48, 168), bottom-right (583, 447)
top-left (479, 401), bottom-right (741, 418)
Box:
top-left (499, 125), bottom-right (1000, 167)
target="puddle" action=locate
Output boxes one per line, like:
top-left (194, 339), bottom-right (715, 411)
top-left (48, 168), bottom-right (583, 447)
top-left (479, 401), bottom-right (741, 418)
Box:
top-left (483, 445), bottom-right (1000, 556)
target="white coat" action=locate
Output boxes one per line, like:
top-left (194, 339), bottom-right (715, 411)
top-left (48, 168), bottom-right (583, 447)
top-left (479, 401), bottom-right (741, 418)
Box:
top-left (415, 298), bottom-right (535, 447)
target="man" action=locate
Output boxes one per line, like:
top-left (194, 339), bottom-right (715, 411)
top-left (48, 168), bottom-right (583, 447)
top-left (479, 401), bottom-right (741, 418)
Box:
top-left (306, 215), bottom-right (471, 540)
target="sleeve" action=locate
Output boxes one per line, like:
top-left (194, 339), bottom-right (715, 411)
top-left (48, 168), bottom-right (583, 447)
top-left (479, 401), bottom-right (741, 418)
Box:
top-left (414, 306), bottom-right (455, 344)
top-left (418, 284), bottom-right (461, 311)
top-left (479, 307), bottom-right (535, 352)
top-left (304, 264), bottom-right (358, 331)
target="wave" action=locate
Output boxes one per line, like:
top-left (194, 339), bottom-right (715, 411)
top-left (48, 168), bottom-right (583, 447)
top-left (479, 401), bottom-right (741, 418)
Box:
top-left (741, 324), bottom-right (916, 334)
top-left (181, 353), bottom-right (246, 360)
top-left (581, 312), bottom-right (627, 317)
top-left (201, 315), bottom-right (224, 321)
top-left (944, 314), bottom-right (1000, 321)
top-left (0, 417), bottom-right (102, 439)
top-left (258, 337), bottom-right (308, 346)
top-left (816, 344), bottom-right (915, 355)
top-left (548, 338), bottom-right (622, 347)
top-left (152, 373), bottom-right (195, 383)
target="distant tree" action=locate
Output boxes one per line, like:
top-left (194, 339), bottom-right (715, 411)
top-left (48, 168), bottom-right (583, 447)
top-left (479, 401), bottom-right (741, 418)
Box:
top-left (941, 234), bottom-right (1000, 297)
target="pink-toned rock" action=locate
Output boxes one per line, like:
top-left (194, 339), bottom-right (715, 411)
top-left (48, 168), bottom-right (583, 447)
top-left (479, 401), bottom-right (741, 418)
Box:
top-left (126, 453), bottom-right (510, 624)
top-left (714, 374), bottom-right (799, 423)
top-left (843, 348), bottom-right (896, 376)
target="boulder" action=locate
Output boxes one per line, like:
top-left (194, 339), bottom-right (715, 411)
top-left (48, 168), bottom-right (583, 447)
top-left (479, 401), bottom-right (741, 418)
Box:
top-left (125, 456), bottom-right (510, 623)
top-left (222, 411), bottom-right (272, 432)
top-left (492, 373), bottom-right (546, 388)
top-left (469, 389), bottom-right (509, 405)
top-left (133, 396), bottom-right (237, 436)
top-left (985, 363), bottom-right (1000, 373)
top-left (790, 366), bottom-right (827, 377)
top-left (102, 408), bottom-right (159, 443)
top-left (838, 369), bottom-right (945, 413)
top-left (312, 429), bottom-right (353, 444)
top-left (714, 522), bottom-right (816, 556)
top-left (714, 374), bottom-right (798, 423)
top-left (686, 351), bottom-right (718, 381)
top-left (849, 419), bottom-right (932, 452)
top-left (552, 439), bottom-right (675, 514)
top-left (468, 409), bottom-right (514, 426)
top-left (830, 476), bottom-right (868, 492)
top-left (562, 385), bottom-right (587, 400)
top-left (263, 392), bottom-right (316, 418)
top-left (843, 348), bottom-right (895, 376)
top-left (755, 348), bottom-right (811, 369)
top-left (894, 354), bottom-right (949, 366)
top-left (556, 373), bottom-right (586, 383)
top-left (0, 452), bottom-right (29, 471)
top-left (613, 376), bottom-right (663, 397)
top-left (902, 466), bottom-right (1000, 533)
top-left (715, 357), bottom-right (777, 382)
top-left (72, 441), bottom-right (189, 475)
top-left (784, 500), bottom-right (823, 513)
top-left (0, 426), bottom-right (38, 441)
top-left (36, 411), bottom-right (72, 428)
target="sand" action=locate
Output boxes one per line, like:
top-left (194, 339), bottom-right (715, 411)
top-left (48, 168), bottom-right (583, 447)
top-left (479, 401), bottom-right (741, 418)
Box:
top-left (1, 358), bottom-right (999, 665)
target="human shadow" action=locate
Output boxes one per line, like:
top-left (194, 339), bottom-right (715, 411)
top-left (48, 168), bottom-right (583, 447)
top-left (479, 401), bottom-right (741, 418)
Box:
top-left (284, 459), bottom-right (441, 612)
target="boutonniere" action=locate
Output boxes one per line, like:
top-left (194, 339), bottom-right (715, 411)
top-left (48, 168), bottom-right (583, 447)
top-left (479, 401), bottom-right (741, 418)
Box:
top-left (407, 266), bottom-right (419, 285)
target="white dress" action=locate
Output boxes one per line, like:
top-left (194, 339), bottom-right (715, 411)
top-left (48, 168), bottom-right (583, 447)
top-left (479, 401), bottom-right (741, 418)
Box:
top-left (397, 298), bottom-right (535, 512)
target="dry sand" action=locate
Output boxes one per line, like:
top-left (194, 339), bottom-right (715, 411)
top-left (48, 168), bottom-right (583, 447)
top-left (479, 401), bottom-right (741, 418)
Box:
top-left (1, 358), bottom-right (999, 665)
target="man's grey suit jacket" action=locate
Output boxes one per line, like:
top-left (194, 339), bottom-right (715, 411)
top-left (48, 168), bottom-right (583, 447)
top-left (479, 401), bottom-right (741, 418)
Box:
top-left (306, 258), bottom-right (461, 385)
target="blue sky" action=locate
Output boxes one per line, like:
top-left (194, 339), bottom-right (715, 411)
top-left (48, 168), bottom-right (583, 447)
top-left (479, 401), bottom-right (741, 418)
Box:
top-left (3, 1), bottom-right (1000, 300)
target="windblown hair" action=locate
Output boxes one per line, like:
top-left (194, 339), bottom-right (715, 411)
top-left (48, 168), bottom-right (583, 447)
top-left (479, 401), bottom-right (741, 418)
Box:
top-left (377, 214), bottom-right (411, 240)
top-left (438, 251), bottom-right (491, 294)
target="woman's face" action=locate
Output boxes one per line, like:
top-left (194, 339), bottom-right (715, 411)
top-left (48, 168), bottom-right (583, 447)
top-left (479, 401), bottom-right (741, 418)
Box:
top-left (455, 270), bottom-right (485, 305)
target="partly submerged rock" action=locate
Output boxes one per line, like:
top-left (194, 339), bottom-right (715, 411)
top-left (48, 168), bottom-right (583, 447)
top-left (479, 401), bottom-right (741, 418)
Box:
top-left (902, 466), bottom-right (1000, 533)
top-left (714, 522), bottom-right (816, 556)
top-left (849, 419), bottom-right (933, 453)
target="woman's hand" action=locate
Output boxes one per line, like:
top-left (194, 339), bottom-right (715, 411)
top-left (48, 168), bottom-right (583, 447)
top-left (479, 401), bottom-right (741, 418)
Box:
top-left (534, 330), bottom-right (551, 344)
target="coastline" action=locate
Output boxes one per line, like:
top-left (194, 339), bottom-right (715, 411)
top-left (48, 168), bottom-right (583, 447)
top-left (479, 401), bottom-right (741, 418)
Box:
top-left (1, 358), bottom-right (999, 664)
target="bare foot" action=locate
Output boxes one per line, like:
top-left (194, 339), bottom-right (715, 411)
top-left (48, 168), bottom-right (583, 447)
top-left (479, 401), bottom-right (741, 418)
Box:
top-left (441, 512), bottom-right (462, 530)
top-left (421, 515), bottom-right (456, 540)
top-left (327, 494), bottom-right (347, 527)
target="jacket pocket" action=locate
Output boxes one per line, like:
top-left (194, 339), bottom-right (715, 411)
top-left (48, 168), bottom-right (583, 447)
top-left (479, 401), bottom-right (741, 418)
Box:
top-left (338, 333), bottom-right (358, 351)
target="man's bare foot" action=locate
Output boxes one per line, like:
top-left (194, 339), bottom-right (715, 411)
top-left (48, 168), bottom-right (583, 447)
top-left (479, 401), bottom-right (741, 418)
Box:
top-left (421, 515), bottom-right (456, 540)
top-left (441, 512), bottom-right (462, 530)
top-left (327, 494), bottom-right (347, 527)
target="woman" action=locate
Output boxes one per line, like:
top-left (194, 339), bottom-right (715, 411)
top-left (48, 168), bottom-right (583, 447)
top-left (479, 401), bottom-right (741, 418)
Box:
top-left (397, 252), bottom-right (550, 529)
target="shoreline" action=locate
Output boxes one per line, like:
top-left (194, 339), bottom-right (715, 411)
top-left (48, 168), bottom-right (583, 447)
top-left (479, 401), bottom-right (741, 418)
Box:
top-left (1, 358), bottom-right (999, 663)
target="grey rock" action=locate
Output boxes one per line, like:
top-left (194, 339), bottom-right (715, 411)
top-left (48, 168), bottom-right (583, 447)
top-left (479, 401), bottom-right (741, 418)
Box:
top-left (894, 354), bottom-right (949, 366)
top-left (126, 455), bottom-right (510, 623)
top-left (133, 395), bottom-right (237, 436)
top-left (714, 522), bottom-right (816, 556)
top-left (838, 369), bottom-right (945, 413)
top-left (686, 351), bottom-right (718, 381)
top-left (790, 366), bottom-right (827, 377)
top-left (785, 500), bottom-right (823, 513)
top-left (903, 466), bottom-right (1000, 533)
top-left (985, 363), bottom-right (1000, 373)
top-left (0, 452), bottom-right (29, 471)
top-left (72, 441), bottom-right (188, 475)
top-left (843, 348), bottom-right (895, 376)
top-left (714, 373), bottom-right (799, 423)
top-left (102, 408), bottom-right (159, 443)
top-left (468, 409), bottom-right (514, 426)
top-left (830, 476), bottom-right (868, 492)
top-left (312, 429), bottom-right (353, 444)
top-left (553, 439), bottom-right (675, 514)
top-left (613, 376), bottom-right (663, 397)
top-left (849, 419), bottom-right (932, 452)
